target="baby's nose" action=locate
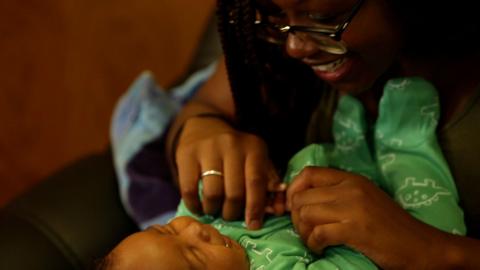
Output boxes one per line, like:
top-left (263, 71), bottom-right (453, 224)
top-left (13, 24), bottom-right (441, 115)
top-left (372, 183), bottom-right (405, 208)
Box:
top-left (187, 222), bottom-right (211, 243)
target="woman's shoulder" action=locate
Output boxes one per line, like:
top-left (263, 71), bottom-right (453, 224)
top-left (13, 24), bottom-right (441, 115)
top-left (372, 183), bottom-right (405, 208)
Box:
top-left (439, 89), bottom-right (480, 238)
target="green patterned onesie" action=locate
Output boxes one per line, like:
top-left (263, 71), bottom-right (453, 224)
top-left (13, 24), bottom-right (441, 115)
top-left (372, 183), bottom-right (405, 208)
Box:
top-left (176, 77), bottom-right (466, 269)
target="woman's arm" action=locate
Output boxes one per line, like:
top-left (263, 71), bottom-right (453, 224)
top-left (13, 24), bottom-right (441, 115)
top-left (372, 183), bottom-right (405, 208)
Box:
top-left (166, 57), bottom-right (281, 229)
top-left (166, 57), bottom-right (235, 157)
top-left (443, 235), bottom-right (480, 269)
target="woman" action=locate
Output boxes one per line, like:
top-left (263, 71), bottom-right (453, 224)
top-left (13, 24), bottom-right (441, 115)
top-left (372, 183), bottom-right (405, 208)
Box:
top-left (166, 0), bottom-right (480, 268)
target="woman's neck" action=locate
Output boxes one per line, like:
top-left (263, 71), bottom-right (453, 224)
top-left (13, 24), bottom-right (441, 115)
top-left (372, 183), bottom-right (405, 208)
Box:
top-left (343, 53), bottom-right (480, 125)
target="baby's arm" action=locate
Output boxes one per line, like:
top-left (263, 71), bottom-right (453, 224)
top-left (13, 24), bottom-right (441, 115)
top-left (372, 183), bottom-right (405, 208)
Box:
top-left (286, 78), bottom-right (466, 269)
top-left (374, 78), bottom-right (466, 234)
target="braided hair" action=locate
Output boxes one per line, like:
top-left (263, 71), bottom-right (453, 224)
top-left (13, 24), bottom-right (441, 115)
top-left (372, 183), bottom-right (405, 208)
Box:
top-left (217, 0), bottom-right (325, 170)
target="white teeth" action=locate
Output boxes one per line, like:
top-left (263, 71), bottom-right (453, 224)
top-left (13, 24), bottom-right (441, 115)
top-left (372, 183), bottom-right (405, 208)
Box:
top-left (312, 58), bottom-right (346, 72)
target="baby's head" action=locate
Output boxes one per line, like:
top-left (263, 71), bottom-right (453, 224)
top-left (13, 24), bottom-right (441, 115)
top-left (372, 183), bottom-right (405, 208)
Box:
top-left (97, 216), bottom-right (249, 270)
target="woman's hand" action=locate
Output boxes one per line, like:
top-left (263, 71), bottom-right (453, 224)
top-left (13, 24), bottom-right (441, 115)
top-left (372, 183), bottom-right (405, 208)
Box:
top-left (175, 115), bottom-right (281, 229)
top-left (286, 167), bottom-right (448, 269)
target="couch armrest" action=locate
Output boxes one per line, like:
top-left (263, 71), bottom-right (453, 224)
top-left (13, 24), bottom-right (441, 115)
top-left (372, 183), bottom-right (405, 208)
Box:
top-left (0, 151), bottom-right (137, 270)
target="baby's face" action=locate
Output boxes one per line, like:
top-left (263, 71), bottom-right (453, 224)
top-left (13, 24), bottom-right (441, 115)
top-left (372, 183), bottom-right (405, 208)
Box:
top-left (109, 216), bottom-right (249, 270)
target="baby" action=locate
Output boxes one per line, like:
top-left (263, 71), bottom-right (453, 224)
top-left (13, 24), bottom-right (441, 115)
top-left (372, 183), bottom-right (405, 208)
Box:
top-left (98, 143), bottom-right (382, 270)
top-left (99, 216), bottom-right (249, 270)
top-left (99, 77), bottom-right (466, 269)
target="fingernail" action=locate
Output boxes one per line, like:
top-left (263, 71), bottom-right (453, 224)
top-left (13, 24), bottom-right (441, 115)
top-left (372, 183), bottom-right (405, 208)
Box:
top-left (248, 219), bottom-right (262, 230)
top-left (276, 183), bottom-right (287, 192)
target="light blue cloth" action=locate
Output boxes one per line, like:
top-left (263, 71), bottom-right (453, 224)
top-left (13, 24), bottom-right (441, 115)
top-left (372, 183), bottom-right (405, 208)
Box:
top-left (110, 63), bottom-right (217, 228)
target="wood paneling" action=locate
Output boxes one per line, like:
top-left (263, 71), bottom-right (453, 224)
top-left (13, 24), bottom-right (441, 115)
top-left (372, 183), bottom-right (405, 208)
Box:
top-left (0, 0), bottom-right (215, 206)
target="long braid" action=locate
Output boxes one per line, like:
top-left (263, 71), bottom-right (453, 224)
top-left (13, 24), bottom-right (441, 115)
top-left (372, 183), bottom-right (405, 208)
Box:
top-left (217, 0), bottom-right (265, 134)
top-left (217, 0), bottom-right (325, 170)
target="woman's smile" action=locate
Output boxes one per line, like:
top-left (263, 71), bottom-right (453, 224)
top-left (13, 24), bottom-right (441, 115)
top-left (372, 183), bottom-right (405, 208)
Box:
top-left (310, 56), bottom-right (354, 83)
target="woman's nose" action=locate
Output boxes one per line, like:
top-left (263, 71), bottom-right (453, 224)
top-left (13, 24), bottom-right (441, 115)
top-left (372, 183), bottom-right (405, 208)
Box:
top-left (285, 32), bottom-right (317, 60)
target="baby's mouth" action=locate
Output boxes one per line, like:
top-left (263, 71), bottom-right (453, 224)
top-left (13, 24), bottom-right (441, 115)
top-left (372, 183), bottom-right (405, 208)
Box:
top-left (311, 57), bottom-right (347, 72)
top-left (223, 237), bottom-right (232, 248)
top-left (223, 236), bottom-right (233, 248)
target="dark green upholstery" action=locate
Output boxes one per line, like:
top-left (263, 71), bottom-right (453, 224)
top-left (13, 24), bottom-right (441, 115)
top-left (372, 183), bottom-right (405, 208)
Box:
top-left (0, 152), bottom-right (137, 270)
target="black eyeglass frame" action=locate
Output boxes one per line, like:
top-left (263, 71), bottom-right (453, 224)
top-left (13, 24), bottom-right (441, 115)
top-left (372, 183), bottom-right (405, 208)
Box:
top-left (254, 0), bottom-right (365, 42)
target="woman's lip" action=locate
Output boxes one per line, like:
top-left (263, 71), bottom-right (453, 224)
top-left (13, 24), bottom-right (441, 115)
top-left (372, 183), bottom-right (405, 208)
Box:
top-left (312, 57), bottom-right (354, 83)
top-left (303, 58), bottom-right (341, 66)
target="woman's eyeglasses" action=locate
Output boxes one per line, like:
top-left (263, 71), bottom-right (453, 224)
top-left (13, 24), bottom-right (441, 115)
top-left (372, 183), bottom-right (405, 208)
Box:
top-left (254, 0), bottom-right (365, 55)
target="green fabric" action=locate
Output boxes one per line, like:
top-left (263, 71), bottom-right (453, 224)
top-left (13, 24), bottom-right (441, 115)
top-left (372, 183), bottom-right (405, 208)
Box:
top-left (176, 203), bottom-right (376, 269)
top-left (176, 77), bottom-right (465, 269)
top-left (374, 78), bottom-right (465, 234)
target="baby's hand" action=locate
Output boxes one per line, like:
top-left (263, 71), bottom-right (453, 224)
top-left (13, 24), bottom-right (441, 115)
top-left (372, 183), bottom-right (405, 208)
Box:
top-left (265, 183), bottom-right (287, 216)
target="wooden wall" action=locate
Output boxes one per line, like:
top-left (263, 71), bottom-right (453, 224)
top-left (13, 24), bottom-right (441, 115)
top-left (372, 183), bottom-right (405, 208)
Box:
top-left (0, 0), bottom-right (215, 206)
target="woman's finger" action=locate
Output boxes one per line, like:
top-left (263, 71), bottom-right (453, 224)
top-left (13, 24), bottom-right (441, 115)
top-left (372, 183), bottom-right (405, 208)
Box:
top-left (199, 152), bottom-right (224, 216)
top-left (272, 190), bottom-right (286, 216)
top-left (306, 223), bottom-right (349, 255)
top-left (266, 164), bottom-right (285, 216)
top-left (297, 201), bottom-right (345, 226)
top-left (244, 151), bottom-right (269, 230)
top-left (222, 150), bottom-right (246, 220)
top-left (290, 198), bottom-right (347, 244)
top-left (290, 185), bottom-right (340, 211)
top-left (176, 146), bottom-right (202, 214)
top-left (287, 167), bottom-right (344, 210)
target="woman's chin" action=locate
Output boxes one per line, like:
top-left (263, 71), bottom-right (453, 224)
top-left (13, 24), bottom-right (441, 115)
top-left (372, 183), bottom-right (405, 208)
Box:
top-left (328, 80), bottom-right (373, 96)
